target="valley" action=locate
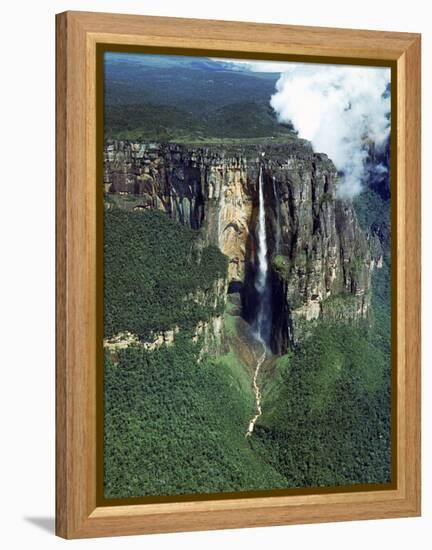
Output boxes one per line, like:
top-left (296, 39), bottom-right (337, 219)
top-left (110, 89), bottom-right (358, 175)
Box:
top-left (103, 138), bottom-right (391, 498)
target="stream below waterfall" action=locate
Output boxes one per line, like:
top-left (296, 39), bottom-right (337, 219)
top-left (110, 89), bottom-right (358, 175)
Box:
top-left (245, 343), bottom-right (266, 437)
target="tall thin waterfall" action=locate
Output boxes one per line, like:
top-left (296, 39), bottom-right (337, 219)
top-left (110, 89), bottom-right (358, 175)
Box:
top-left (255, 166), bottom-right (268, 294)
top-left (272, 176), bottom-right (281, 255)
top-left (218, 181), bottom-right (225, 244)
top-left (246, 164), bottom-right (271, 437)
top-left (255, 165), bottom-right (271, 346)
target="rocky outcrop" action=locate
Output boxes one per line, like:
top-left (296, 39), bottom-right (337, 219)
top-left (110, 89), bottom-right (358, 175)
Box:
top-left (193, 315), bottom-right (224, 360)
top-left (104, 315), bottom-right (223, 360)
top-left (104, 328), bottom-right (179, 356)
top-left (104, 331), bottom-right (140, 352)
top-left (104, 274), bottom-right (227, 359)
top-left (104, 140), bottom-right (381, 351)
top-left (189, 276), bottom-right (227, 358)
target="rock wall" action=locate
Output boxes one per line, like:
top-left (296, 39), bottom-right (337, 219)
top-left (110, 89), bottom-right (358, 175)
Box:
top-left (105, 142), bottom-right (256, 282)
top-left (104, 140), bottom-right (382, 351)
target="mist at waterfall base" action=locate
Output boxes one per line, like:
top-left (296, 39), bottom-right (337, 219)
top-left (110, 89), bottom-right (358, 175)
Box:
top-left (270, 64), bottom-right (391, 199)
top-left (253, 165), bottom-right (272, 348)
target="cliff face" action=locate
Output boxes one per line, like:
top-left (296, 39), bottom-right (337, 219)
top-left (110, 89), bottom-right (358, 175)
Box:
top-left (105, 142), bottom-right (256, 282)
top-left (104, 140), bottom-right (381, 351)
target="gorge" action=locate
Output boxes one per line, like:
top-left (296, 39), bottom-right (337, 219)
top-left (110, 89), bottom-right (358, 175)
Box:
top-left (103, 138), bottom-right (384, 438)
top-left (104, 139), bottom-right (381, 351)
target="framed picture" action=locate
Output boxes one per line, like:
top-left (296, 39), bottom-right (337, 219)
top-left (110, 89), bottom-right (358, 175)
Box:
top-left (56, 11), bottom-right (421, 539)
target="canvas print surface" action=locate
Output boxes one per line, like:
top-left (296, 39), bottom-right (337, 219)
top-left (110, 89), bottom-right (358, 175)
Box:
top-left (102, 52), bottom-right (392, 500)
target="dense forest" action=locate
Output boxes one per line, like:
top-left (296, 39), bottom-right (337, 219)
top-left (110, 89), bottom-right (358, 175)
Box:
top-left (104, 208), bottom-right (227, 340)
top-left (104, 53), bottom-right (295, 142)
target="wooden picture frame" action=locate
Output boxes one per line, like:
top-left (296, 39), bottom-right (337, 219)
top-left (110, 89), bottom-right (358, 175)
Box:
top-left (56, 10), bottom-right (421, 539)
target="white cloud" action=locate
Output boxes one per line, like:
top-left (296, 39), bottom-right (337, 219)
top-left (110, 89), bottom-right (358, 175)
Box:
top-left (270, 63), bottom-right (391, 198)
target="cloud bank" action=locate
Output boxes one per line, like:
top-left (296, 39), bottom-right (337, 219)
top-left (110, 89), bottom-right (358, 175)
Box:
top-left (270, 64), bottom-right (391, 198)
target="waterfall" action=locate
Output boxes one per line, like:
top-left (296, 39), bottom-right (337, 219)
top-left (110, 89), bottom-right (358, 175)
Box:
top-left (246, 164), bottom-right (271, 437)
top-left (255, 166), bottom-right (268, 294)
top-left (272, 176), bottom-right (281, 255)
top-left (218, 180), bottom-right (225, 245)
top-left (254, 165), bottom-right (271, 346)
